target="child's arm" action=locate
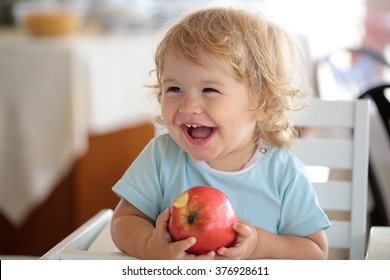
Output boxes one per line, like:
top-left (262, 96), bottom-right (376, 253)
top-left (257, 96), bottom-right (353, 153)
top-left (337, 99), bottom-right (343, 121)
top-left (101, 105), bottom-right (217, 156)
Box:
top-left (217, 219), bottom-right (329, 260)
top-left (110, 198), bottom-right (216, 260)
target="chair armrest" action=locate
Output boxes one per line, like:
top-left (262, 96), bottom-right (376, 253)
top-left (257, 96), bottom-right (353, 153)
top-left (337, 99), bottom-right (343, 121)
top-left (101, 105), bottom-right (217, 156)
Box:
top-left (40, 209), bottom-right (136, 260)
top-left (365, 226), bottom-right (390, 259)
top-left (40, 209), bottom-right (114, 259)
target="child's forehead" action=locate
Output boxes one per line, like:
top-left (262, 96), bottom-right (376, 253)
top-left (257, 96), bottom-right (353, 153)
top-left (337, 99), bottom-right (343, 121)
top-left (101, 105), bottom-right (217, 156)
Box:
top-left (160, 48), bottom-right (254, 91)
top-left (162, 48), bottom-right (229, 69)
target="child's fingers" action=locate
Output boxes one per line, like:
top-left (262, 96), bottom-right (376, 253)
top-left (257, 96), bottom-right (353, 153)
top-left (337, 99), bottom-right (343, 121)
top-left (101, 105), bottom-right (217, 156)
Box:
top-left (161, 208), bottom-right (171, 222)
top-left (217, 245), bottom-right (242, 259)
top-left (155, 209), bottom-right (170, 230)
top-left (192, 250), bottom-right (216, 260)
top-left (172, 237), bottom-right (218, 259)
top-left (171, 236), bottom-right (197, 253)
top-left (216, 222), bottom-right (254, 259)
top-left (155, 209), bottom-right (175, 242)
top-left (233, 222), bottom-right (252, 238)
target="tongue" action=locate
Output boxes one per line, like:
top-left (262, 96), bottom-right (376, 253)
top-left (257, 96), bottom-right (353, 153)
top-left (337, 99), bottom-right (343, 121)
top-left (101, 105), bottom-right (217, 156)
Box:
top-left (189, 126), bottom-right (213, 140)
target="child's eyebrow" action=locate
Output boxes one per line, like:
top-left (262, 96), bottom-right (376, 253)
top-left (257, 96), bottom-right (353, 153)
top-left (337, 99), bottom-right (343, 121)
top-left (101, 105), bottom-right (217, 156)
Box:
top-left (161, 78), bottom-right (178, 84)
top-left (201, 80), bottom-right (223, 85)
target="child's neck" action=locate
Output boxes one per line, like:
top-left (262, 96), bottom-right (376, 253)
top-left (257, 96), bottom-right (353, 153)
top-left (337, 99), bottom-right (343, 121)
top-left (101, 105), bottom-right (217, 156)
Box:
top-left (206, 143), bottom-right (258, 172)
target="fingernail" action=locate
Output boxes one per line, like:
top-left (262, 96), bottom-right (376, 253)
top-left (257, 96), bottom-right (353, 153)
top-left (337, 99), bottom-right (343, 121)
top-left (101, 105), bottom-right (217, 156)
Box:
top-left (190, 237), bottom-right (196, 244)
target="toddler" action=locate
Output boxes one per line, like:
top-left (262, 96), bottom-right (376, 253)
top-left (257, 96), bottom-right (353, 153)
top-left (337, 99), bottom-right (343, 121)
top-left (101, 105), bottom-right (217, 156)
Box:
top-left (111, 7), bottom-right (330, 260)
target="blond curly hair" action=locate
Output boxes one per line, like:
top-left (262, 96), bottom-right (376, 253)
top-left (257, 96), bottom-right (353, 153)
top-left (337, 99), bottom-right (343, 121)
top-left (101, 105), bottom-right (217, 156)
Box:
top-left (151, 7), bottom-right (311, 149)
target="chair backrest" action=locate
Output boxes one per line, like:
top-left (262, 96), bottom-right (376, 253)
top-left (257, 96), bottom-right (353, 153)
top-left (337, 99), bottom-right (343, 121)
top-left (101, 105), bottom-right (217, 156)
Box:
top-left (293, 98), bottom-right (370, 259)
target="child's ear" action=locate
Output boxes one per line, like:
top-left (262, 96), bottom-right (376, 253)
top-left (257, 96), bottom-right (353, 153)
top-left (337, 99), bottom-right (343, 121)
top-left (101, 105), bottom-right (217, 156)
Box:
top-left (253, 98), bottom-right (267, 121)
top-left (254, 109), bottom-right (267, 121)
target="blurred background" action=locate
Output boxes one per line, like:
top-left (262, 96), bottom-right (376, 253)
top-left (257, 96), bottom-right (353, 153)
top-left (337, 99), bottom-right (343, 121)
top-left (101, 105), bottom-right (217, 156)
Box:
top-left (0, 0), bottom-right (389, 258)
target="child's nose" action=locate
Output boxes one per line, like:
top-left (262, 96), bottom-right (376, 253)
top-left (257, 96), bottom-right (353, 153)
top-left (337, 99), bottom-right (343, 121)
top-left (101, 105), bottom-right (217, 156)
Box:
top-left (178, 95), bottom-right (203, 114)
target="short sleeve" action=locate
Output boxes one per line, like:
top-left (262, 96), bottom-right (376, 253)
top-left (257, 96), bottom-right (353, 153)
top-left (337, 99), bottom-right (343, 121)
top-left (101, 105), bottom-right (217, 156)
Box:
top-left (278, 165), bottom-right (331, 236)
top-left (112, 138), bottom-right (163, 220)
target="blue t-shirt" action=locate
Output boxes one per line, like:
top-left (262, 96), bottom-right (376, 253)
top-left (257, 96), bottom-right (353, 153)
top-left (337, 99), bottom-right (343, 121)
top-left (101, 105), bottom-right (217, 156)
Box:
top-left (112, 134), bottom-right (330, 236)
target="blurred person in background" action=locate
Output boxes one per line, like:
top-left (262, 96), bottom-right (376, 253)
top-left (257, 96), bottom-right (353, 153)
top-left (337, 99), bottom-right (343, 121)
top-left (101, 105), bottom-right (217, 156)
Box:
top-left (316, 0), bottom-right (390, 99)
top-left (363, 0), bottom-right (390, 57)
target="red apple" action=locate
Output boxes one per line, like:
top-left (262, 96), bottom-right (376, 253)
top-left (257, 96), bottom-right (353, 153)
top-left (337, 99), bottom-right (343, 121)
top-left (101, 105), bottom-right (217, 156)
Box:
top-left (168, 185), bottom-right (238, 255)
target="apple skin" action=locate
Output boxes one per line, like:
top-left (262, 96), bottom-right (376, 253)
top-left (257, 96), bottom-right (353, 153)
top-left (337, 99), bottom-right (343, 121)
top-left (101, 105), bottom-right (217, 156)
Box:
top-left (168, 185), bottom-right (238, 255)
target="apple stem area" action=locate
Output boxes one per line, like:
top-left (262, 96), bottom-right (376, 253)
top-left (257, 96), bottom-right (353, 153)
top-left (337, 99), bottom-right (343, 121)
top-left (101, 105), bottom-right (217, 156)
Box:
top-left (187, 212), bottom-right (197, 224)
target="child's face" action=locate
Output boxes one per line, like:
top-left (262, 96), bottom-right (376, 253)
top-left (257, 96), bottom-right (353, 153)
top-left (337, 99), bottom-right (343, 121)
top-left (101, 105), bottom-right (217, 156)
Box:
top-left (161, 50), bottom-right (264, 172)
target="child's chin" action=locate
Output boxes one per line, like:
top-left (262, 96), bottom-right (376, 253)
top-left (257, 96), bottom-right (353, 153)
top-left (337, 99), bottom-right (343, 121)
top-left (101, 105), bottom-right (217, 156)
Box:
top-left (187, 151), bottom-right (213, 162)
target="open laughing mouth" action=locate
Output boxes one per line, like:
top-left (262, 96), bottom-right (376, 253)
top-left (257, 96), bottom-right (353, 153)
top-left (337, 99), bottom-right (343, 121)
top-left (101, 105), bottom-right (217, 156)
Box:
top-left (182, 124), bottom-right (216, 144)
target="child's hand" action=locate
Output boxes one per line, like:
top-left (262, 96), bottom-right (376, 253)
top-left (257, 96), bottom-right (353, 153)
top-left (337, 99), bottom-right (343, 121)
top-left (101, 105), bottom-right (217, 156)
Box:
top-left (146, 209), bottom-right (216, 260)
top-left (215, 219), bottom-right (258, 260)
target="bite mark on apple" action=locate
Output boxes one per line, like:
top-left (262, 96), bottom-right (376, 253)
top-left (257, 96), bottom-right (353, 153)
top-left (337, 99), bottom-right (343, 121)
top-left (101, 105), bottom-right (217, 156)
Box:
top-left (173, 192), bottom-right (189, 208)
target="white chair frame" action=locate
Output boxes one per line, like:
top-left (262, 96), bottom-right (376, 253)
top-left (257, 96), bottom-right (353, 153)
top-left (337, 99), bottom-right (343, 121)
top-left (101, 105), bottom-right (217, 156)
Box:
top-left (294, 98), bottom-right (369, 259)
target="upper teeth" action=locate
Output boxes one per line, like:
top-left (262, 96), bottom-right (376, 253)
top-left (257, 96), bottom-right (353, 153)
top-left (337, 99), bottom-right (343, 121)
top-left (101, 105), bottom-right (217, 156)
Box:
top-left (185, 124), bottom-right (202, 128)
